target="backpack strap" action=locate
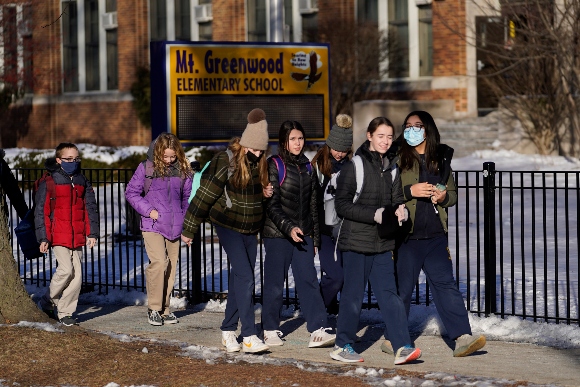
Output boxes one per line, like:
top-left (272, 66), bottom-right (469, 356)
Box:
top-left (143, 160), bottom-right (155, 195)
top-left (351, 155), bottom-right (364, 204)
top-left (270, 155), bottom-right (286, 186)
top-left (314, 162), bottom-right (324, 187)
top-left (223, 149), bottom-right (236, 208)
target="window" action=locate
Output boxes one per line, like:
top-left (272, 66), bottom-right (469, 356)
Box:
top-left (284, 0), bottom-right (293, 42)
top-left (150, 0), bottom-right (167, 41)
top-left (418, 6), bottom-right (432, 76)
top-left (175, 0), bottom-right (191, 40)
top-left (302, 13), bottom-right (317, 42)
top-left (247, 0), bottom-right (267, 41)
top-left (62, 1), bottom-right (79, 92)
top-left (358, 0), bottom-right (378, 25)
top-left (197, 0), bottom-right (212, 41)
top-left (106, 0), bottom-right (118, 90)
top-left (85, 0), bottom-right (99, 91)
top-left (388, 0), bottom-right (409, 78)
top-left (2, 6), bottom-right (17, 89)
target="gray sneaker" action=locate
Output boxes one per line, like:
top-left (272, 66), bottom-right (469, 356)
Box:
top-left (330, 344), bottom-right (364, 363)
top-left (453, 334), bottom-right (486, 357)
top-left (147, 309), bottom-right (163, 326)
top-left (162, 312), bottom-right (178, 324)
top-left (394, 345), bottom-right (422, 365)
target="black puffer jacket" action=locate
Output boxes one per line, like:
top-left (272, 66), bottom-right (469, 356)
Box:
top-left (263, 153), bottom-right (320, 247)
top-left (335, 140), bottom-right (404, 254)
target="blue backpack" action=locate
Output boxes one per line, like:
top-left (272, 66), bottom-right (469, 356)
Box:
top-left (188, 149), bottom-right (235, 207)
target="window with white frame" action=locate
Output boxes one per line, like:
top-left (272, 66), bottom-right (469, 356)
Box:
top-left (247, 0), bottom-right (267, 41)
top-left (61, 0), bottom-right (118, 93)
top-left (388, 0), bottom-right (409, 78)
top-left (150, 0), bottom-right (167, 41)
top-left (196, 0), bottom-right (212, 41)
top-left (418, 5), bottom-right (432, 76)
top-left (175, 0), bottom-right (191, 40)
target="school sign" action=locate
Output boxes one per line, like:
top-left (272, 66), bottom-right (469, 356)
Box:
top-left (150, 41), bottom-right (331, 145)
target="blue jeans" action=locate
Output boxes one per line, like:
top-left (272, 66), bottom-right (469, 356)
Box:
top-left (337, 250), bottom-right (411, 353)
top-left (215, 225), bottom-right (258, 338)
top-left (319, 234), bottom-right (343, 308)
top-left (396, 236), bottom-right (471, 340)
top-left (262, 236), bottom-right (328, 333)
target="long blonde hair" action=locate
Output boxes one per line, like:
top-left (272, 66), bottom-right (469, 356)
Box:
top-left (152, 133), bottom-right (192, 178)
top-left (228, 137), bottom-right (268, 189)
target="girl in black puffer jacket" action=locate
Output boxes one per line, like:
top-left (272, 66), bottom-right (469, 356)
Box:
top-left (330, 117), bottom-right (420, 365)
top-left (261, 120), bottom-right (335, 349)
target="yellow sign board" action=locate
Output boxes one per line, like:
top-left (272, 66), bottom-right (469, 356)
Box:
top-left (153, 42), bottom-right (330, 144)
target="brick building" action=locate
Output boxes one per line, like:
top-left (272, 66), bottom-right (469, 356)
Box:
top-left (0, 0), bottom-right (496, 148)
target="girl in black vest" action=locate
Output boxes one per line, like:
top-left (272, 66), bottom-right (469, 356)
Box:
top-left (261, 120), bottom-right (335, 349)
top-left (331, 117), bottom-right (421, 365)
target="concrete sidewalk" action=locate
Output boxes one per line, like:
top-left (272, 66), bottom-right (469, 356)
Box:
top-left (77, 303), bottom-right (580, 386)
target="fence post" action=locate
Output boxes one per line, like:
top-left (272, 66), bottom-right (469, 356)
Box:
top-left (191, 229), bottom-right (203, 304)
top-left (483, 162), bottom-right (497, 316)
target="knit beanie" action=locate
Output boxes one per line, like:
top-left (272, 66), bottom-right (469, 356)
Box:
top-left (240, 108), bottom-right (269, 151)
top-left (326, 114), bottom-right (353, 152)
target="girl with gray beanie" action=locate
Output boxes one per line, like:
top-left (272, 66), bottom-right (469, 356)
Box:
top-left (311, 114), bottom-right (353, 315)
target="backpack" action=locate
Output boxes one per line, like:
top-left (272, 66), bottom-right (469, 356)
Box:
top-left (268, 155), bottom-right (312, 186)
top-left (14, 172), bottom-right (56, 260)
top-left (188, 149), bottom-right (235, 207)
top-left (323, 155), bottom-right (364, 227)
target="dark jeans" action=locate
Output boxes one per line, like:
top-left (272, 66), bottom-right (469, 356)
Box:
top-left (262, 236), bottom-right (328, 333)
top-left (396, 236), bottom-right (472, 340)
top-left (319, 234), bottom-right (343, 308)
top-left (337, 250), bottom-right (411, 353)
top-left (215, 225), bottom-right (258, 338)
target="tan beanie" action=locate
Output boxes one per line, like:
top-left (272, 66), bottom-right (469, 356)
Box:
top-left (240, 108), bottom-right (269, 151)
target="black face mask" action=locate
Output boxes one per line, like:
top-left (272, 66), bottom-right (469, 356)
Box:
top-left (247, 151), bottom-right (263, 164)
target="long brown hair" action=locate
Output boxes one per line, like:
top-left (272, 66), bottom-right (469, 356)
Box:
top-left (152, 133), bottom-right (192, 178)
top-left (228, 137), bottom-right (269, 189)
top-left (311, 144), bottom-right (351, 178)
top-left (398, 110), bottom-right (441, 175)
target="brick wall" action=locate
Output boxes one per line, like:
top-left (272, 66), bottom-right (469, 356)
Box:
top-left (212, 0), bottom-right (246, 41)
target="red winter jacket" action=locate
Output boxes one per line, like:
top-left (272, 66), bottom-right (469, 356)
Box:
top-left (34, 158), bottom-right (100, 249)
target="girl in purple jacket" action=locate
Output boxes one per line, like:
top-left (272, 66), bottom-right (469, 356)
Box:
top-left (125, 133), bottom-right (193, 326)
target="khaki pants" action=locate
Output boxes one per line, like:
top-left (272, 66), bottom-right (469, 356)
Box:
top-left (143, 232), bottom-right (179, 314)
top-left (42, 246), bottom-right (83, 319)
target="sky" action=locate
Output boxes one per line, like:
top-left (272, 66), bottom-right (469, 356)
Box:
top-left (3, 145), bottom-right (580, 386)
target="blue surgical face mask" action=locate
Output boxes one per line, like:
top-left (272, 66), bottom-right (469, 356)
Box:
top-left (61, 161), bottom-right (80, 175)
top-left (403, 128), bottom-right (426, 147)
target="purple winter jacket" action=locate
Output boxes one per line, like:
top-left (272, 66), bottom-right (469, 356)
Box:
top-left (125, 161), bottom-right (192, 241)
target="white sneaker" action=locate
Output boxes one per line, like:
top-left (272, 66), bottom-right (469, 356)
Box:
top-left (221, 330), bottom-right (241, 353)
top-left (308, 327), bottom-right (336, 348)
top-left (242, 335), bottom-right (270, 353)
top-left (264, 330), bottom-right (284, 346)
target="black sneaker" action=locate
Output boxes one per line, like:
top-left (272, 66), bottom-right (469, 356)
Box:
top-left (59, 316), bottom-right (78, 326)
top-left (148, 309), bottom-right (163, 326)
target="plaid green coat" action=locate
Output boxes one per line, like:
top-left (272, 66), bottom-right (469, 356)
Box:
top-left (182, 151), bottom-right (265, 237)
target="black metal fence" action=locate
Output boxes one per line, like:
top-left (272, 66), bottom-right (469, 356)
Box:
top-left (9, 165), bottom-right (579, 325)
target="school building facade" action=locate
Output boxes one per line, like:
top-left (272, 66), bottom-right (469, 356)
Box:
top-left (0, 0), bottom-right (501, 148)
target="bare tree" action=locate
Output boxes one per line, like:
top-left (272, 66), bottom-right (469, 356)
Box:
top-left (307, 20), bottom-right (390, 117)
top-left (458, 0), bottom-right (580, 156)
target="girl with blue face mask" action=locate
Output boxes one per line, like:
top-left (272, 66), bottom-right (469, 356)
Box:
top-left (393, 110), bottom-right (486, 358)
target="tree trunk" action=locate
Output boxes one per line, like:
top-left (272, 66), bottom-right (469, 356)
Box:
top-left (0, 200), bottom-right (49, 324)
